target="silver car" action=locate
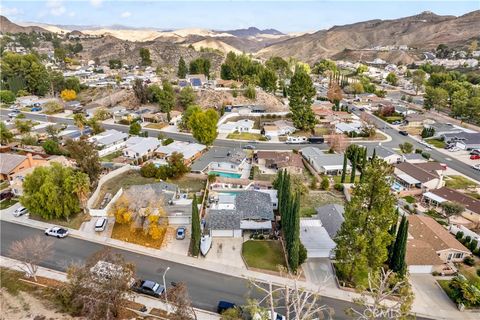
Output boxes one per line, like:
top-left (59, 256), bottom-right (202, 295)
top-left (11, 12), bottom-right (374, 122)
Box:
top-left (13, 206), bottom-right (28, 217)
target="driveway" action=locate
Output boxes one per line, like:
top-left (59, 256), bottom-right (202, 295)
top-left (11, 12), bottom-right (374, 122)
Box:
top-left (302, 258), bottom-right (337, 289)
top-left (163, 226), bottom-right (190, 255)
top-left (202, 237), bottom-right (246, 269)
top-left (79, 216), bottom-right (115, 237)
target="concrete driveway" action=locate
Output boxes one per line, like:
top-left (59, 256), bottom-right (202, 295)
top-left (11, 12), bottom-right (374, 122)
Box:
top-left (202, 237), bottom-right (245, 269)
top-left (302, 258), bottom-right (337, 288)
top-left (79, 216), bottom-right (115, 237)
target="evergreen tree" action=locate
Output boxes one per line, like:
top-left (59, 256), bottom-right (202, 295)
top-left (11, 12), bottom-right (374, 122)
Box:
top-left (390, 215), bottom-right (408, 277)
top-left (288, 192), bottom-right (301, 272)
top-left (341, 153), bottom-right (347, 183)
top-left (371, 148), bottom-right (376, 163)
top-left (288, 67), bottom-right (316, 130)
top-left (387, 209), bottom-right (399, 264)
top-left (177, 57), bottom-right (188, 78)
top-left (350, 153), bottom-right (357, 183)
top-left (334, 159), bottom-right (397, 287)
top-left (360, 148), bottom-right (367, 183)
top-left (190, 195), bottom-right (201, 256)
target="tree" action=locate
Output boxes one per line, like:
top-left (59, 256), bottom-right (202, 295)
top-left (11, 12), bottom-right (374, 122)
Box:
top-left (9, 235), bottom-right (54, 281)
top-left (15, 119), bottom-right (33, 135)
top-left (335, 159), bottom-right (397, 287)
top-left (180, 104), bottom-right (201, 131)
top-left (133, 78), bottom-right (148, 104)
top-left (178, 86), bottom-right (196, 109)
top-left (73, 113), bottom-right (87, 134)
top-left (244, 85), bottom-right (256, 100)
top-left (320, 176), bottom-right (330, 190)
top-left (189, 58), bottom-right (211, 77)
top-left (349, 268), bottom-right (414, 320)
top-left (1, 52), bottom-right (50, 95)
top-left (108, 59), bottom-right (122, 69)
top-left (259, 68), bottom-right (277, 93)
top-left (169, 282), bottom-right (197, 320)
top-left (54, 47), bottom-right (67, 62)
top-left (167, 152), bottom-right (189, 178)
top-left (341, 153), bottom-right (348, 183)
top-left (61, 89), bottom-right (77, 101)
top-left (288, 67), bottom-right (316, 131)
top-left (0, 122), bottom-right (14, 144)
top-left (139, 47), bottom-right (151, 66)
top-left (129, 122), bottom-right (141, 135)
top-left (327, 82), bottom-right (343, 105)
top-left (158, 80), bottom-right (176, 116)
top-left (20, 163), bottom-right (90, 221)
top-left (424, 86), bottom-right (449, 110)
top-left (412, 69), bottom-right (426, 95)
top-left (386, 72), bottom-right (398, 86)
top-left (441, 201), bottom-right (465, 216)
top-left (43, 139), bottom-right (62, 155)
top-left (43, 101), bottom-right (63, 114)
top-left (350, 152), bottom-right (357, 183)
top-left (389, 215), bottom-right (408, 277)
top-left (356, 64), bottom-right (368, 75)
top-left (399, 142), bottom-right (413, 154)
top-left (189, 108), bottom-right (218, 145)
top-left (313, 59), bottom-right (337, 75)
top-left (191, 195), bottom-right (201, 256)
top-left (326, 133), bottom-right (349, 153)
top-left (93, 107), bottom-right (111, 121)
top-left (65, 77), bottom-right (81, 93)
top-left (58, 249), bottom-right (135, 319)
top-left (177, 57), bottom-right (188, 78)
top-left (0, 90), bottom-right (15, 104)
top-left (65, 139), bottom-right (102, 185)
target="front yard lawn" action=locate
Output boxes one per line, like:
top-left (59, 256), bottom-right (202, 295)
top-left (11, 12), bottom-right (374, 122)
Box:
top-left (403, 195), bottom-right (416, 204)
top-left (242, 240), bottom-right (286, 272)
top-left (0, 199), bottom-right (18, 210)
top-left (0, 181), bottom-right (9, 190)
top-left (29, 211), bottom-right (90, 230)
top-left (425, 138), bottom-right (446, 148)
top-left (227, 132), bottom-right (267, 141)
top-left (444, 175), bottom-right (478, 190)
top-left (111, 223), bottom-right (166, 248)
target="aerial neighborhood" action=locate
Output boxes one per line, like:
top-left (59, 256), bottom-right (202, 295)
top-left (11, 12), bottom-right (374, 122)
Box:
top-left (0, 2), bottom-right (480, 320)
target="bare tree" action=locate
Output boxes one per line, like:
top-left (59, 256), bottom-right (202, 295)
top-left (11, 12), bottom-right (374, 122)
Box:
top-left (8, 235), bottom-right (54, 281)
top-left (326, 132), bottom-right (349, 153)
top-left (348, 268), bottom-right (414, 320)
top-left (169, 282), bottom-right (197, 320)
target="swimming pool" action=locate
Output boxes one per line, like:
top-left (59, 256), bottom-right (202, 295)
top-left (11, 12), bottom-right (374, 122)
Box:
top-left (391, 181), bottom-right (404, 192)
top-left (209, 171), bottom-right (242, 179)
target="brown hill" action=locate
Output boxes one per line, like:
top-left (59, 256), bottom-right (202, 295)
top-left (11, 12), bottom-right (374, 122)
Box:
top-left (0, 15), bottom-right (49, 34)
top-left (257, 11), bottom-right (480, 63)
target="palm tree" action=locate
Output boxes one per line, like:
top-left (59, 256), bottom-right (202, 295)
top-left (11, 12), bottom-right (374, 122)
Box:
top-left (73, 113), bottom-right (87, 135)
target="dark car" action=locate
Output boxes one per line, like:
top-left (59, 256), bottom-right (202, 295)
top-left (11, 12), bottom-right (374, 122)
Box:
top-left (399, 130), bottom-right (409, 136)
top-left (0, 190), bottom-right (13, 201)
top-left (308, 136), bottom-right (324, 144)
top-left (217, 301), bottom-right (237, 314)
top-left (132, 280), bottom-right (165, 298)
top-left (73, 106), bottom-right (85, 114)
top-left (243, 144), bottom-right (255, 150)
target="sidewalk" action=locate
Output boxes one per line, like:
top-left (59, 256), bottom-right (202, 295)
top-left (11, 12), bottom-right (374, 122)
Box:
top-left (0, 256), bottom-right (219, 320)
top-left (1, 208), bottom-right (474, 320)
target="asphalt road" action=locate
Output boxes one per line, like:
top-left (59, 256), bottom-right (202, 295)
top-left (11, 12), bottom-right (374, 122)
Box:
top-left (0, 220), bottom-right (361, 318)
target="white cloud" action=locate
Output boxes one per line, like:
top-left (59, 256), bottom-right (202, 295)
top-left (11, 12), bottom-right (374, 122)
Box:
top-left (47, 0), bottom-right (66, 16)
top-left (68, 12), bottom-right (76, 17)
top-left (120, 11), bottom-right (132, 18)
top-left (0, 6), bottom-right (23, 17)
top-left (90, 0), bottom-right (103, 8)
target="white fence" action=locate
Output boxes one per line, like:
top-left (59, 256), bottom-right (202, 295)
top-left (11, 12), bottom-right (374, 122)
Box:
top-left (89, 187), bottom-right (123, 217)
top-left (449, 224), bottom-right (480, 249)
top-left (87, 164), bottom-right (132, 211)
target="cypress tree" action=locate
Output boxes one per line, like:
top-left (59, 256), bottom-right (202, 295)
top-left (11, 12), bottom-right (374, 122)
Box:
top-left (350, 153), bottom-right (357, 183)
top-left (190, 195), bottom-right (201, 256)
top-left (387, 209), bottom-right (399, 264)
top-left (275, 170), bottom-right (284, 211)
top-left (390, 215), bottom-right (408, 276)
top-left (360, 148), bottom-right (367, 183)
top-left (341, 153), bottom-right (347, 183)
top-left (177, 57), bottom-right (188, 78)
top-left (371, 148), bottom-right (376, 163)
top-left (288, 192), bottom-right (301, 272)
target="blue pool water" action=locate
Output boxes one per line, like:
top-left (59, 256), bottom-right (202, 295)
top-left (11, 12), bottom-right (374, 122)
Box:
top-left (209, 171), bottom-right (242, 179)
top-left (392, 181), bottom-right (404, 192)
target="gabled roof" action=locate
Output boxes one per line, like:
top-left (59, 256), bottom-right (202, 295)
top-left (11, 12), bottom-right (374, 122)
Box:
top-left (0, 153), bottom-right (26, 174)
top-left (429, 187), bottom-right (480, 215)
top-left (406, 239), bottom-right (444, 266)
top-left (191, 147), bottom-right (246, 172)
top-left (315, 204), bottom-right (345, 239)
top-left (370, 145), bottom-right (398, 159)
top-left (407, 215), bottom-right (470, 254)
top-left (395, 162), bottom-right (438, 183)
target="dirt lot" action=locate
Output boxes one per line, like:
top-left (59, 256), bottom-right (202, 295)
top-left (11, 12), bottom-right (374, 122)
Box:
top-left (196, 89), bottom-right (287, 112)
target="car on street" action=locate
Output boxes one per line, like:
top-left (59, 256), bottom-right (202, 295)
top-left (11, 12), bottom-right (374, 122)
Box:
top-left (243, 144), bottom-right (255, 150)
top-left (176, 227), bottom-right (186, 240)
top-left (473, 164), bottom-right (480, 171)
top-left (94, 217), bottom-right (108, 232)
top-left (0, 190), bottom-right (13, 201)
top-left (217, 301), bottom-right (238, 314)
top-left (448, 147), bottom-right (460, 152)
top-left (13, 206), bottom-right (28, 217)
top-left (359, 108), bottom-right (365, 112)
top-left (131, 279), bottom-right (165, 297)
top-left (31, 107), bottom-right (42, 112)
top-left (470, 154), bottom-right (480, 160)
top-left (8, 111), bottom-right (20, 118)
top-left (45, 226), bottom-right (69, 238)
top-left (399, 130), bottom-right (409, 136)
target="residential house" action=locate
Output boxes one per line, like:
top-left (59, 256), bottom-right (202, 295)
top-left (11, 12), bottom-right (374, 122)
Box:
top-left (58, 125), bottom-right (92, 142)
top-left (393, 162), bottom-right (445, 192)
top-left (402, 153), bottom-right (428, 164)
top-left (335, 121), bottom-right (363, 135)
top-left (449, 225), bottom-right (480, 250)
top-left (191, 147), bottom-right (247, 176)
top-left (441, 132), bottom-right (480, 150)
top-left (186, 74), bottom-right (207, 88)
top-left (425, 123), bottom-right (464, 138)
top-left (122, 137), bottom-right (161, 159)
top-left (88, 129), bottom-right (128, 156)
top-left (394, 105), bottom-right (416, 116)
top-left (113, 109), bottom-right (140, 124)
top-left (155, 141), bottom-right (206, 165)
top-left (0, 153), bottom-right (48, 181)
top-left (404, 114), bottom-right (431, 127)
top-left (370, 145), bottom-right (403, 164)
top-left (207, 191), bottom-right (274, 237)
top-left (300, 147), bottom-right (350, 175)
top-left (256, 151), bottom-right (304, 175)
top-left (315, 204), bottom-right (345, 239)
top-left (422, 187), bottom-right (480, 223)
top-left (218, 119), bottom-right (255, 134)
top-left (407, 215), bottom-right (470, 273)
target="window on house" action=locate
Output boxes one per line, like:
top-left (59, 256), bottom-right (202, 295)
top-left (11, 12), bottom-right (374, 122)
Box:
top-left (454, 253), bottom-right (463, 259)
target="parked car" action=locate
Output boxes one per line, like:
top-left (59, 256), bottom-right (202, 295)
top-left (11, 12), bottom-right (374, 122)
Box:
top-left (470, 149), bottom-right (480, 155)
top-left (176, 227), bottom-right (186, 240)
top-left (0, 190), bottom-right (13, 201)
top-left (73, 106), bottom-right (85, 114)
top-left (8, 111), bottom-right (20, 118)
top-left (448, 147), bottom-right (460, 152)
top-left (399, 130), bottom-right (409, 136)
top-left (13, 206), bottom-right (28, 217)
top-left (217, 301), bottom-right (237, 314)
top-left (131, 279), bottom-right (165, 298)
top-left (31, 107), bottom-right (42, 112)
top-left (45, 226), bottom-right (69, 238)
top-left (359, 108), bottom-right (365, 112)
top-left (243, 144), bottom-right (255, 150)
top-left (94, 217), bottom-right (107, 232)
top-left (473, 164), bottom-right (480, 171)
top-left (308, 136), bottom-right (324, 144)
top-left (470, 154), bottom-right (480, 160)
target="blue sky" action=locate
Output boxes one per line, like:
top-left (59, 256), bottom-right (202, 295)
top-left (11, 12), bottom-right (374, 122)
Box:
top-left (1, 1), bottom-right (478, 32)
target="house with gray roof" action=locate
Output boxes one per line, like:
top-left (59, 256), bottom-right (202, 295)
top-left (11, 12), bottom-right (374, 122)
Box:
top-left (424, 123), bottom-right (464, 138)
top-left (300, 147), bottom-right (350, 175)
top-left (402, 153), bottom-right (428, 164)
top-left (190, 147), bottom-right (247, 175)
top-left (441, 132), bottom-right (480, 150)
top-left (369, 145), bottom-right (402, 164)
top-left (88, 129), bottom-right (128, 156)
top-left (122, 137), bottom-right (160, 159)
top-left (207, 190), bottom-right (274, 237)
top-left (315, 204), bottom-right (345, 239)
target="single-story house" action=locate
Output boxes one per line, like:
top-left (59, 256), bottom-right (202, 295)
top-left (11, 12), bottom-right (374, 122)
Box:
top-left (155, 141), bottom-right (206, 164)
top-left (218, 119), bottom-right (255, 134)
top-left (402, 153), bottom-right (428, 163)
top-left (123, 137), bottom-right (161, 159)
top-left (300, 147), bottom-right (350, 175)
top-left (394, 105), bottom-right (416, 116)
top-left (370, 145), bottom-right (403, 164)
top-left (190, 147), bottom-right (247, 175)
top-left (0, 153), bottom-right (48, 181)
top-left (300, 219), bottom-right (336, 258)
top-left (263, 120), bottom-right (296, 137)
top-left (422, 187), bottom-right (480, 223)
top-left (256, 151), bottom-right (304, 175)
top-left (425, 123), bottom-right (464, 138)
top-left (404, 114), bottom-right (429, 127)
top-left (207, 191), bottom-right (274, 237)
top-left (393, 162), bottom-right (444, 191)
top-left (449, 225), bottom-right (480, 250)
top-left (407, 215), bottom-right (470, 273)
top-left (441, 132), bottom-right (480, 150)
top-left (88, 129), bottom-right (128, 156)
top-left (58, 125), bottom-right (92, 142)
top-left (335, 121), bottom-right (363, 134)
top-left (315, 204), bottom-right (345, 239)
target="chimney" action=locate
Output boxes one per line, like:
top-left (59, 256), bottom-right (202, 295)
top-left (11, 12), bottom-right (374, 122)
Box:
top-left (26, 153), bottom-right (34, 167)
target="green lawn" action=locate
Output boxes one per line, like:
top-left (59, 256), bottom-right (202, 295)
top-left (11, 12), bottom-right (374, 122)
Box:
top-left (0, 181), bottom-right (9, 190)
top-left (437, 280), bottom-right (454, 300)
top-left (29, 211), bottom-right (90, 230)
top-left (226, 132), bottom-right (267, 141)
top-left (242, 240), bottom-right (286, 272)
top-left (445, 175), bottom-right (478, 190)
top-left (425, 138), bottom-right (446, 148)
top-left (423, 209), bottom-right (448, 225)
top-left (333, 175), bottom-right (360, 184)
top-left (403, 195), bottom-right (416, 204)
top-left (300, 191), bottom-right (345, 217)
top-left (0, 199), bottom-right (18, 210)
top-left (100, 150), bottom-right (123, 162)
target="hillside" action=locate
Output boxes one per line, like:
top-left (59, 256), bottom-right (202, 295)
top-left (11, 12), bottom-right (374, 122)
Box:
top-left (257, 11), bottom-right (480, 63)
top-left (0, 16), bottom-right (49, 34)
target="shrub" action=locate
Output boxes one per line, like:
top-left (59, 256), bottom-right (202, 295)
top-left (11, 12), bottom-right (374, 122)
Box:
top-left (415, 148), bottom-right (423, 154)
top-left (469, 240), bottom-right (478, 252)
top-left (463, 256), bottom-right (475, 266)
top-left (298, 242), bottom-right (307, 266)
top-left (0, 90), bottom-right (15, 104)
top-left (456, 231), bottom-right (464, 240)
top-left (421, 152), bottom-right (431, 159)
top-left (140, 163), bottom-right (158, 178)
top-left (162, 138), bottom-right (174, 145)
top-left (44, 101), bottom-right (64, 114)
top-left (320, 176), bottom-right (330, 190)
top-left (477, 269), bottom-right (480, 277)
top-left (334, 183), bottom-right (344, 191)
top-left (465, 236), bottom-right (472, 244)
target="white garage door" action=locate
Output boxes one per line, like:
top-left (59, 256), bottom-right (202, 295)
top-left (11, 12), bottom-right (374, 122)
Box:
top-left (211, 229), bottom-right (242, 237)
top-left (168, 216), bottom-right (190, 225)
top-left (408, 265), bottom-right (433, 274)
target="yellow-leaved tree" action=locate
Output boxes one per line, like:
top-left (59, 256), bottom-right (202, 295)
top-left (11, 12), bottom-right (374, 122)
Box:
top-left (110, 195), bottom-right (133, 224)
top-left (61, 89), bottom-right (77, 101)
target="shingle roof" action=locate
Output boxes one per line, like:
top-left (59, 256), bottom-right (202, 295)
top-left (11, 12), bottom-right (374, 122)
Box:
top-left (370, 145), bottom-right (397, 159)
top-left (429, 187), bottom-right (480, 215)
top-left (257, 151), bottom-right (304, 169)
top-left (395, 162), bottom-right (438, 183)
top-left (442, 132), bottom-right (480, 145)
top-left (406, 239), bottom-right (444, 266)
top-left (315, 204), bottom-right (345, 238)
top-left (0, 153), bottom-right (26, 175)
top-left (407, 215), bottom-right (470, 253)
top-left (300, 147), bottom-right (346, 168)
top-left (190, 147), bottom-right (246, 172)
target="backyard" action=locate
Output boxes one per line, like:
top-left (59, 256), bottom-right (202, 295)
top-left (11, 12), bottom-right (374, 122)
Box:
top-left (300, 191), bottom-right (345, 217)
top-left (99, 150), bottom-right (123, 162)
top-left (444, 175), bottom-right (478, 190)
top-left (242, 240), bottom-right (286, 272)
top-left (167, 175), bottom-right (206, 193)
top-left (226, 132), bottom-right (267, 141)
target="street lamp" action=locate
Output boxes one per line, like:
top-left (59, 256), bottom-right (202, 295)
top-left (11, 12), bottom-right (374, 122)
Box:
top-left (162, 267), bottom-right (170, 314)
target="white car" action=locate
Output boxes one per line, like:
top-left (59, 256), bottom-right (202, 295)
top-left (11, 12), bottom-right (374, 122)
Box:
top-left (473, 164), bottom-right (480, 171)
top-left (12, 206), bottom-right (28, 217)
top-left (448, 147), bottom-right (460, 152)
top-left (45, 226), bottom-right (69, 238)
top-left (94, 217), bottom-right (107, 232)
